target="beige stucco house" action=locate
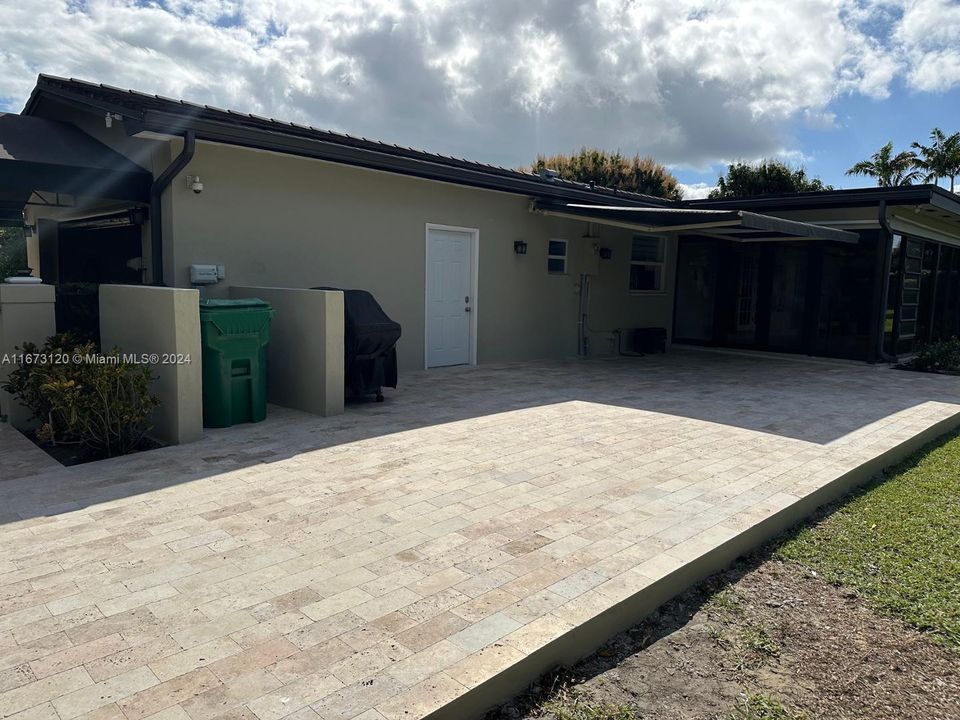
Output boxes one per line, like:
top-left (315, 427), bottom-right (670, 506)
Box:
top-left (5, 74), bottom-right (960, 378)
top-left (13, 77), bottom-right (687, 373)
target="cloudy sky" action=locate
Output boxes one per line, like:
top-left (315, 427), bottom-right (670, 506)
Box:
top-left (1, 0), bottom-right (958, 198)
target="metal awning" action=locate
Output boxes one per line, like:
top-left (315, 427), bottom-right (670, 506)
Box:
top-left (0, 113), bottom-right (152, 208)
top-left (533, 201), bottom-right (860, 243)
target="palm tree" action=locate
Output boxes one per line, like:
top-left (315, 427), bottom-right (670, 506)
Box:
top-left (846, 142), bottom-right (920, 187)
top-left (911, 128), bottom-right (960, 192)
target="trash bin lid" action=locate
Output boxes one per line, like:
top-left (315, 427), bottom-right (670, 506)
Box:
top-left (200, 298), bottom-right (271, 311)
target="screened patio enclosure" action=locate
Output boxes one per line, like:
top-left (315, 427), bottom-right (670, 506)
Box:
top-left (674, 233), bottom-right (882, 360)
top-left (674, 229), bottom-right (960, 363)
top-left (532, 199), bottom-right (888, 361)
top-left (884, 233), bottom-right (960, 357)
top-left (675, 187), bottom-right (960, 363)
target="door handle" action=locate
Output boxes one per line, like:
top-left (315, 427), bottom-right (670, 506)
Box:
top-left (465, 307), bottom-right (472, 312)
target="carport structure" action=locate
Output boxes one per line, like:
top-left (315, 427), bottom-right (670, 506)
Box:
top-left (0, 113), bottom-right (154, 342)
top-left (533, 200), bottom-right (860, 244)
top-left (532, 199), bottom-right (863, 362)
top-left (0, 113), bottom-right (150, 226)
top-left (0, 113), bottom-right (153, 292)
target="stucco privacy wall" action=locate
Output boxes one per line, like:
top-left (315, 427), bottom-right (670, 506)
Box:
top-left (230, 286), bottom-right (345, 417)
top-left (100, 284), bottom-right (202, 445)
top-left (166, 141), bottom-right (676, 370)
top-left (0, 283), bottom-right (56, 429)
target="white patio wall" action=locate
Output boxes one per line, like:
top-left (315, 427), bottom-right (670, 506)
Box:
top-left (0, 283), bottom-right (56, 430)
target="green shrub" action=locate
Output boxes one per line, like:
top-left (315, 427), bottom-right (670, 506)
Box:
top-left (0, 227), bottom-right (28, 280)
top-left (2, 333), bottom-right (159, 457)
top-left (901, 337), bottom-right (960, 373)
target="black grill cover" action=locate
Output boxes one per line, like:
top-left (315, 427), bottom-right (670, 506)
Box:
top-left (313, 287), bottom-right (401, 397)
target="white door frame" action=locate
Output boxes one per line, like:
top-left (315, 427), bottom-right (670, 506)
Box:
top-left (424, 223), bottom-right (479, 369)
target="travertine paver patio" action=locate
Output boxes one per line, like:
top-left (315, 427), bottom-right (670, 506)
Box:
top-left (0, 422), bottom-right (59, 481)
top-left (1, 350), bottom-right (959, 720)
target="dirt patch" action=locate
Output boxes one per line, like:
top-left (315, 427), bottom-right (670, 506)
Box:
top-left (490, 557), bottom-right (960, 720)
top-left (20, 428), bottom-right (164, 466)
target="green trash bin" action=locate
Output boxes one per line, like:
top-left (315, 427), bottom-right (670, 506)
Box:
top-left (198, 298), bottom-right (275, 428)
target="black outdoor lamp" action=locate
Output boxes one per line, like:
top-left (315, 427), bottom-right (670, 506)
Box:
top-left (514, 240), bottom-right (528, 255)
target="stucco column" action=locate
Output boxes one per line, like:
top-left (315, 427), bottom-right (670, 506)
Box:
top-left (100, 285), bottom-right (203, 445)
top-left (0, 283), bottom-right (56, 429)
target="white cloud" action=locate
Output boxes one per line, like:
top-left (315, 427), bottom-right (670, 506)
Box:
top-left (678, 182), bottom-right (716, 200)
top-left (0, 0), bottom-right (956, 169)
top-left (893, 0), bottom-right (960, 92)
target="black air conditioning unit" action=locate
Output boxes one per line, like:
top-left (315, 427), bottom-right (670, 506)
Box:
top-left (629, 327), bottom-right (666, 354)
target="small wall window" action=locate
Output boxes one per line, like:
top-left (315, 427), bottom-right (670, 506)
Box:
top-left (629, 235), bottom-right (665, 291)
top-left (547, 239), bottom-right (567, 274)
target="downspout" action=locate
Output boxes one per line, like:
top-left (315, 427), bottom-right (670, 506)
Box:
top-left (577, 273), bottom-right (590, 356)
top-left (149, 131), bottom-right (196, 286)
top-left (876, 200), bottom-right (897, 363)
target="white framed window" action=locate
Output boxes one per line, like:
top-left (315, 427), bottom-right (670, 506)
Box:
top-left (547, 238), bottom-right (567, 274)
top-left (629, 235), bottom-right (665, 292)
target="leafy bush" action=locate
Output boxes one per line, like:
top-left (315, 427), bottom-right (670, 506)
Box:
top-left (2, 333), bottom-right (159, 457)
top-left (0, 227), bottom-right (28, 280)
top-left (901, 337), bottom-right (960, 373)
top-left (710, 160), bottom-right (832, 199)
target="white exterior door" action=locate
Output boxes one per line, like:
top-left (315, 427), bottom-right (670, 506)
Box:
top-left (426, 227), bottom-right (473, 367)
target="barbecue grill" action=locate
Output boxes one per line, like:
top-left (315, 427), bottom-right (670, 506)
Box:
top-left (313, 287), bottom-right (401, 401)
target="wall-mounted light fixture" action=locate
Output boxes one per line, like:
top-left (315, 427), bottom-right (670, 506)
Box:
top-left (599, 247), bottom-right (612, 260)
top-left (514, 240), bottom-right (528, 255)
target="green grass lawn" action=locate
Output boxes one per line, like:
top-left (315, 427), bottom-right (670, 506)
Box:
top-left (538, 692), bottom-right (804, 720)
top-left (778, 429), bottom-right (960, 649)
